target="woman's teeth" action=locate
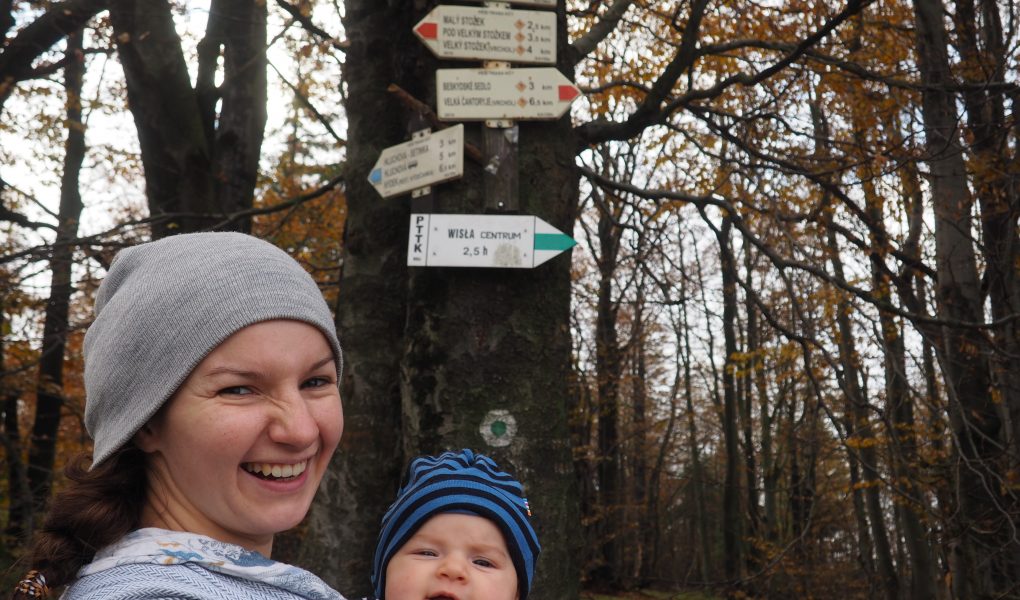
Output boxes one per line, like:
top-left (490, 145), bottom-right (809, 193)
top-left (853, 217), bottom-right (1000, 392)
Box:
top-left (243, 461), bottom-right (308, 479)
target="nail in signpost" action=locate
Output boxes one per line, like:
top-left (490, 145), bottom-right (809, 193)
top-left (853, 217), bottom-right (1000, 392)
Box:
top-left (414, 5), bottom-right (555, 64)
top-left (407, 213), bottom-right (576, 268)
top-left (368, 125), bottom-right (464, 198)
top-left (437, 67), bottom-right (579, 121)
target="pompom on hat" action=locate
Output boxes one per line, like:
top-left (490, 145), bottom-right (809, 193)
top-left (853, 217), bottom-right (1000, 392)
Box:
top-left (83, 232), bottom-right (342, 468)
top-left (371, 449), bottom-right (541, 599)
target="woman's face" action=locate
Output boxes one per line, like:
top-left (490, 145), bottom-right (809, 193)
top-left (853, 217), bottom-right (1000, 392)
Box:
top-left (135, 319), bottom-right (342, 555)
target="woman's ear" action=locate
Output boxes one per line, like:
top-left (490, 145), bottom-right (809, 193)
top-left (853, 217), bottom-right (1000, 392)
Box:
top-left (133, 421), bottom-right (161, 453)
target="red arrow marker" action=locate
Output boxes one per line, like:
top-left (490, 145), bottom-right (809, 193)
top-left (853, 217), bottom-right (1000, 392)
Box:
top-left (416, 22), bottom-right (438, 40)
top-left (558, 85), bottom-right (579, 101)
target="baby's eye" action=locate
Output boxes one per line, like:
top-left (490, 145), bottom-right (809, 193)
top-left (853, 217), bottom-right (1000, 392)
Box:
top-left (412, 549), bottom-right (438, 557)
top-left (301, 376), bottom-right (331, 389)
top-left (473, 558), bottom-right (495, 568)
top-left (220, 386), bottom-right (253, 396)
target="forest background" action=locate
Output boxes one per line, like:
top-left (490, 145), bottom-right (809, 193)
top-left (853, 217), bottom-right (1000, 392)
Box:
top-left (1, 1), bottom-right (1019, 599)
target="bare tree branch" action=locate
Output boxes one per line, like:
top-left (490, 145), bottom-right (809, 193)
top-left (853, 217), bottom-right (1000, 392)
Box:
top-left (0, 0), bottom-right (107, 109)
top-left (566, 0), bottom-right (636, 67)
top-left (275, 0), bottom-right (349, 52)
top-left (269, 60), bottom-right (346, 147)
top-left (575, 0), bottom-right (876, 147)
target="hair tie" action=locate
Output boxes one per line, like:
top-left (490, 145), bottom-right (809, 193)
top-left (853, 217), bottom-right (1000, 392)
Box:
top-left (15, 570), bottom-right (50, 598)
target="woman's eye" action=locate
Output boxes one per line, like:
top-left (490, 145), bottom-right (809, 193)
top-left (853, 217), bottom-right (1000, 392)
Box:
top-left (220, 386), bottom-right (253, 396)
top-left (301, 376), bottom-right (331, 389)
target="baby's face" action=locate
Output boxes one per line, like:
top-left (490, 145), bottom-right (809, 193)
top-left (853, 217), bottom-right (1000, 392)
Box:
top-left (384, 513), bottom-right (519, 600)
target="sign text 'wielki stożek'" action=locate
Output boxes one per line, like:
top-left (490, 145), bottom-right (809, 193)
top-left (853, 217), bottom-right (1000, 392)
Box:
top-left (408, 213), bottom-right (576, 268)
top-left (414, 5), bottom-right (555, 64)
top-left (368, 125), bottom-right (464, 198)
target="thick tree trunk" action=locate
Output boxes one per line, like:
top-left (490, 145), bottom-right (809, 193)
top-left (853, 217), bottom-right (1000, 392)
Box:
top-left (299, 1), bottom-right (410, 593)
top-left (26, 29), bottom-right (85, 523)
top-left (308, 4), bottom-right (581, 599)
top-left (110, 0), bottom-right (263, 235)
top-left (208, 0), bottom-right (267, 231)
top-left (912, 0), bottom-right (1006, 596)
top-left (109, 0), bottom-right (215, 235)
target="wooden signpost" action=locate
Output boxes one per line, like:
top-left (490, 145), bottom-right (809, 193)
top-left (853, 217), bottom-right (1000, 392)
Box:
top-left (414, 5), bottom-right (556, 64)
top-left (407, 213), bottom-right (576, 268)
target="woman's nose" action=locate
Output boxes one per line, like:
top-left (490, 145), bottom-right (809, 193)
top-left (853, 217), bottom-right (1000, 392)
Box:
top-left (268, 391), bottom-right (319, 447)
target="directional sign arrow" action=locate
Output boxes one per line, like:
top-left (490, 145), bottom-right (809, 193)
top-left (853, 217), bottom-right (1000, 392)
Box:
top-left (407, 213), bottom-right (576, 268)
top-left (368, 125), bottom-right (464, 198)
top-left (437, 67), bottom-right (580, 121)
top-left (414, 5), bottom-right (555, 64)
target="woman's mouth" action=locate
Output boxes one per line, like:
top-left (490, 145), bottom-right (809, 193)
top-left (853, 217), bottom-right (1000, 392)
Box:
top-left (242, 460), bottom-right (308, 480)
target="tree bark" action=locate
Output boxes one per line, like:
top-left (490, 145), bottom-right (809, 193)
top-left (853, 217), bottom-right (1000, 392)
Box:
top-left (912, 0), bottom-right (1006, 596)
top-left (26, 28), bottom-right (85, 524)
top-left (2, 296), bottom-right (30, 546)
top-left (717, 216), bottom-right (744, 583)
top-left (109, 0), bottom-right (215, 235)
top-left (209, 0), bottom-right (267, 230)
top-left (299, 1), bottom-right (410, 592)
top-left (306, 4), bottom-right (581, 599)
top-left (827, 230), bottom-right (898, 600)
top-left (592, 194), bottom-right (623, 587)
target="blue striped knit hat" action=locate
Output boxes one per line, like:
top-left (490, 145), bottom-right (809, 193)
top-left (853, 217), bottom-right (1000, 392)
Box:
top-left (371, 449), bottom-right (541, 599)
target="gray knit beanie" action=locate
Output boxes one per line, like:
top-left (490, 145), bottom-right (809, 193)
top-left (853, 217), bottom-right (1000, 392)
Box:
top-left (83, 232), bottom-right (342, 468)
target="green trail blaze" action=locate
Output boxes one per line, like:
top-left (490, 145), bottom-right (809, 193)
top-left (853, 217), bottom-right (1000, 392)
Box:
top-left (534, 233), bottom-right (576, 251)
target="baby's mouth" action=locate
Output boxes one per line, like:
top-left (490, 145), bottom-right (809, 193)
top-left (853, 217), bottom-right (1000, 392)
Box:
top-left (242, 461), bottom-right (308, 480)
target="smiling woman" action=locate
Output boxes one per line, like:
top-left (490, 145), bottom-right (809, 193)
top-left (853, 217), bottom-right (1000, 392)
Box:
top-left (10, 232), bottom-right (347, 600)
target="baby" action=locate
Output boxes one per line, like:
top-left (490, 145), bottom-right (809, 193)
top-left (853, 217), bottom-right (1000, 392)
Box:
top-left (371, 449), bottom-right (541, 600)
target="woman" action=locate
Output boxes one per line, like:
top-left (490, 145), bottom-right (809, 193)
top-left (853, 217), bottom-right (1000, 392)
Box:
top-left (12, 232), bottom-right (347, 600)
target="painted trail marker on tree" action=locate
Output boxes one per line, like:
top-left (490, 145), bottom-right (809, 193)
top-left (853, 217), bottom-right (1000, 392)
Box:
top-left (437, 67), bottom-right (580, 121)
top-left (414, 5), bottom-right (555, 64)
top-left (368, 125), bottom-right (464, 198)
top-left (407, 213), bottom-right (576, 268)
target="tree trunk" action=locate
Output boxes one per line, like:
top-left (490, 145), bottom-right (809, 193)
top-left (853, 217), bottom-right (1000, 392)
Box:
top-left (629, 287), bottom-right (649, 584)
top-left (912, 0), bottom-right (1005, 596)
top-left (299, 1), bottom-right (411, 592)
top-left (2, 294), bottom-right (30, 546)
top-left (717, 216), bottom-right (744, 583)
top-left (110, 0), bottom-right (264, 235)
top-left (109, 0), bottom-right (215, 235)
top-left (953, 10), bottom-right (1020, 579)
top-left (208, 0), bottom-right (267, 230)
top-left (25, 28), bottom-right (85, 523)
top-left (680, 239), bottom-right (711, 582)
top-left (827, 231), bottom-right (898, 600)
top-left (308, 4), bottom-right (581, 599)
top-left (741, 246), bottom-right (759, 552)
top-left (593, 197), bottom-right (623, 587)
